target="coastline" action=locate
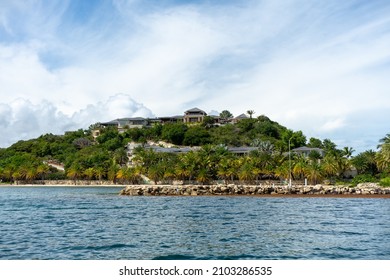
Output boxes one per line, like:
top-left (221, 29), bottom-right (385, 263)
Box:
top-left (119, 183), bottom-right (390, 198)
top-left (1, 182), bottom-right (389, 198)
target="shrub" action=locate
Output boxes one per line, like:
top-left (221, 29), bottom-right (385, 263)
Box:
top-left (379, 177), bottom-right (390, 187)
top-left (351, 174), bottom-right (377, 186)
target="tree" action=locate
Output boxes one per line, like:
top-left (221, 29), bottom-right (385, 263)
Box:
top-left (307, 137), bottom-right (323, 148)
top-left (196, 168), bottom-right (211, 184)
top-left (67, 164), bottom-right (83, 182)
top-left (148, 164), bottom-right (164, 184)
top-left (84, 168), bottom-right (95, 180)
top-left (351, 150), bottom-right (378, 175)
top-left (107, 163), bottom-right (120, 183)
top-left (25, 166), bottom-right (38, 183)
top-left (323, 139), bottom-right (338, 155)
top-left (95, 167), bottom-right (105, 181)
top-left (251, 139), bottom-right (274, 154)
top-left (183, 126), bottom-right (211, 146)
top-left (321, 155), bottom-right (338, 179)
top-left (220, 110), bottom-right (233, 121)
top-left (281, 129), bottom-right (306, 151)
top-left (238, 160), bottom-right (258, 183)
top-left (202, 116), bottom-right (215, 128)
top-left (292, 155), bottom-right (308, 180)
top-left (342, 147), bottom-right (355, 159)
top-left (37, 164), bottom-right (50, 180)
top-left (246, 110), bottom-right (255, 119)
top-left (73, 138), bottom-right (92, 149)
top-left (113, 147), bottom-right (128, 166)
top-left (161, 123), bottom-right (187, 145)
top-left (376, 145), bottom-right (390, 172)
top-left (305, 162), bottom-right (323, 185)
top-left (377, 133), bottom-right (390, 149)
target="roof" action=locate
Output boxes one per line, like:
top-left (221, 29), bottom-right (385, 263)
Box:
top-left (184, 107), bottom-right (206, 114)
top-left (227, 147), bottom-right (258, 154)
top-left (147, 146), bottom-right (199, 153)
top-left (291, 146), bottom-right (324, 153)
top-left (235, 113), bottom-right (249, 119)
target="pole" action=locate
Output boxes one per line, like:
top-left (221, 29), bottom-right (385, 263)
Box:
top-left (289, 137), bottom-right (292, 187)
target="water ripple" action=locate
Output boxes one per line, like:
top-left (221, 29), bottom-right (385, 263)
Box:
top-left (0, 187), bottom-right (389, 259)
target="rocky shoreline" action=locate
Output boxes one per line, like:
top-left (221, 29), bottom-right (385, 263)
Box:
top-left (119, 183), bottom-right (390, 196)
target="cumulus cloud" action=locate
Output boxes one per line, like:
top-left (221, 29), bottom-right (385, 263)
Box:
top-left (0, 94), bottom-right (153, 148)
top-left (0, 0), bottom-right (389, 152)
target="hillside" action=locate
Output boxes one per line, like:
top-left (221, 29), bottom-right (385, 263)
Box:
top-left (0, 115), bottom-right (388, 186)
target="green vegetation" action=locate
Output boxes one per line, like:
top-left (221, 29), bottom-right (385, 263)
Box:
top-left (0, 115), bottom-right (388, 185)
top-left (351, 174), bottom-right (378, 186)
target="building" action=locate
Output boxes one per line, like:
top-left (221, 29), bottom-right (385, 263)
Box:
top-left (101, 117), bottom-right (149, 132)
top-left (291, 146), bottom-right (325, 157)
top-left (183, 107), bottom-right (207, 123)
top-left (100, 107), bottom-right (249, 132)
top-left (231, 113), bottom-right (249, 124)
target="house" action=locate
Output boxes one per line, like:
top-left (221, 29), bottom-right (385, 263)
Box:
top-left (291, 146), bottom-right (325, 158)
top-left (158, 116), bottom-right (183, 124)
top-left (101, 117), bottom-right (149, 132)
top-left (183, 107), bottom-right (207, 123)
top-left (231, 113), bottom-right (249, 124)
top-left (227, 146), bottom-right (259, 156)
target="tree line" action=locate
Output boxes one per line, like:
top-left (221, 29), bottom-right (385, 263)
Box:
top-left (0, 112), bottom-right (388, 186)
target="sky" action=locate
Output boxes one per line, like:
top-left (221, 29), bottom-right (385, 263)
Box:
top-left (0, 0), bottom-right (389, 153)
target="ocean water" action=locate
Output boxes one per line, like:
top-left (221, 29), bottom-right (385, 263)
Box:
top-left (0, 187), bottom-right (389, 260)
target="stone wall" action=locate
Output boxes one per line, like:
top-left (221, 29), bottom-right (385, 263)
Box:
top-left (119, 183), bottom-right (390, 196)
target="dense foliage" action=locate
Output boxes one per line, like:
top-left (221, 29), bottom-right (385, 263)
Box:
top-left (0, 115), bottom-right (388, 185)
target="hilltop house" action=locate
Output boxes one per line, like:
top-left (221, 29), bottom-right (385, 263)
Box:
top-left (100, 117), bottom-right (149, 132)
top-left (183, 107), bottom-right (207, 123)
top-left (100, 107), bottom-right (249, 132)
top-left (231, 113), bottom-right (249, 124)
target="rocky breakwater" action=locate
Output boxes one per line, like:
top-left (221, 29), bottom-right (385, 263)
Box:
top-left (119, 183), bottom-right (390, 196)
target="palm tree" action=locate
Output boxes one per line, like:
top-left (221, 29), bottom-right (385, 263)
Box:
top-left (274, 161), bottom-right (290, 183)
top-left (377, 133), bottom-right (390, 149)
top-left (180, 151), bottom-right (198, 181)
top-left (217, 158), bottom-right (231, 182)
top-left (148, 164), bottom-right (164, 184)
top-left (25, 167), bottom-right (38, 183)
top-left (196, 168), bottom-right (211, 184)
top-left (175, 163), bottom-right (190, 181)
top-left (238, 158), bottom-right (258, 183)
top-left (84, 167), bottom-right (96, 181)
top-left (2, 167), bottom-right (14, 183)
top-left (305, 162), bottom-right (324, 185)
top-left (107, 163), bottom-right (120, 184)
top-left (37, 164), bottom-right (50, 180)
top-left (342, 147), bottom-right (355, 159)
top-left (67, 164), bottom-right (83, 182)
top-left (12, 170), bottom-right (24, 183)
top-left (321, 155), bottom-right (338, 179)
top-left (95, 167), bottom-right (105, 181)
top-left (376, 143), bottom-right (390, 172)
top-left (114, 148), bottom-right (128, 166)
top-left (352, 150), bottom-right (378, 175)
top-left (246, 110), bottom-right (255, 119)
top-left (117, 167), bottom-right (141, 184)
top-left (292, 155), bottom-right (308, 180)
top-left (163, 167), bottom-right (176, 184)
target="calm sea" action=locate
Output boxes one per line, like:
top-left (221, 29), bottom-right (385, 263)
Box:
top-left (0, 187), bottom-right (389, 260)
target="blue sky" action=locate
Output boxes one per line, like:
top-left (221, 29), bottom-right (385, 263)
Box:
top-left (0, 0), bottom-right (389, 153)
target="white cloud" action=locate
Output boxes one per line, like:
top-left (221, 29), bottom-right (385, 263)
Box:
top-left (0, 0), bottom-right (389, 151)
top-left (320, 118), bottom-right (347, 132)
top-left (0, 94), bottom-right (153, 148)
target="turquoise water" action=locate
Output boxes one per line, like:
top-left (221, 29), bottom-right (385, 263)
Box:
top-left (0, 187), bottom-right (389, 260)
